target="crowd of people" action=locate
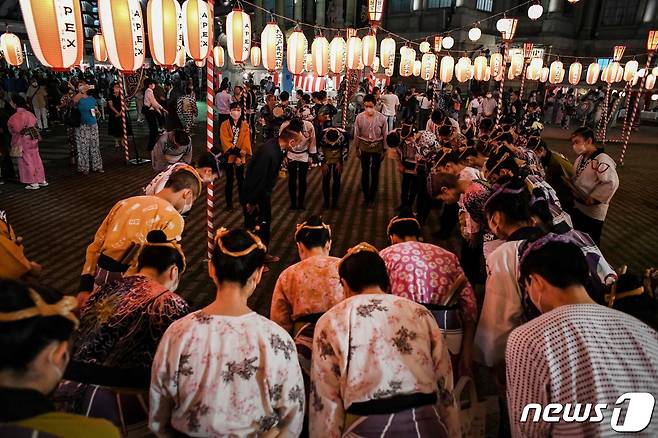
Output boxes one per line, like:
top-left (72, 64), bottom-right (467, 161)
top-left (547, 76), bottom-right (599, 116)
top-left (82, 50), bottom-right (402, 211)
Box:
top-left (1, 62), bottom-right (658, 438)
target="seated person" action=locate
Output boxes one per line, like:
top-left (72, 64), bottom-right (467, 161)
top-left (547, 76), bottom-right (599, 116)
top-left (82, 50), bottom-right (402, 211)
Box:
top-left (150, 228), bottom-right (304, 436)
top-left (0, 279), bottom-right (119, 438)
top-left (310, 243), bottom-right (460, 437)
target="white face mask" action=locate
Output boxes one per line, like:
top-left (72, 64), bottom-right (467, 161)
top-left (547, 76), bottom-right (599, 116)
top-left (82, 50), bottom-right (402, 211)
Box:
top-left (486, 94), bottom-right (492, 99)
top-left (230, 110), bottom-right (241, 120)
top-left (179, 196), bottom-right (193, 215)
top-left (572, 143), bottom-right (587, 155)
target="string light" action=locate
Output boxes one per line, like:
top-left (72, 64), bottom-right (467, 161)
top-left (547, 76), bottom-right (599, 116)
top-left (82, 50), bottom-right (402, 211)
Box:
top-left (442, 36), bottom-right (454, 49)
top-left (528, 3), bottom-right (543, 20)
top-left (468, 26), bottom-right (481, 42)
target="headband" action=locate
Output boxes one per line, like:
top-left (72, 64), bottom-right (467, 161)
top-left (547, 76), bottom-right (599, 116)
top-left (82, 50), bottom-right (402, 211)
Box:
top-left (483, 180), bottom-right (526, 211)
top-left (519, 233), bottom-right (580, 268)
top-left (457, 147), bottom-right (473, 161)
top-left (339, 242), bottom-right (378, 268)
top-left (295, 221), bottom-right (332, 240)
top-left (0, 288), bottom-right (79, 329)
top-left (214, 227), bottom-right (267, 257)
top-left (140, 240), bottom-right (187, 273)
top-left (386, 216), bottom-right (421, 236)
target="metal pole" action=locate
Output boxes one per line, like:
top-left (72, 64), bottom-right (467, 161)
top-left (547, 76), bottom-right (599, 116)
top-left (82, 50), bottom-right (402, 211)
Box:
top-left (619, 52), bottom-right (654, 166)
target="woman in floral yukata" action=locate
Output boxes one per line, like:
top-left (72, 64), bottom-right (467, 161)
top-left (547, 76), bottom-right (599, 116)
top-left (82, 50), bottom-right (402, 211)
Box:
top-left (380, 211), bottom-right (478, 378)
top-left (310, 243), bottom-right (461, 437)
top-left (150, 228), bottom-right (304, 437)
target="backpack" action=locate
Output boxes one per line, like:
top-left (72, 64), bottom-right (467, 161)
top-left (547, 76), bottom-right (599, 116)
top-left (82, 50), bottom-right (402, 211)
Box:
top-left (63, 106), bottom-right (81, 128)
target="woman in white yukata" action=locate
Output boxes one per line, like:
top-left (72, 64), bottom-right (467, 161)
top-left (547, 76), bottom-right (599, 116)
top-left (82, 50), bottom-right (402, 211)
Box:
top-left (310, 243), bottom-right (461, 438)
top-left (149, 228), bottom-right (305, 437)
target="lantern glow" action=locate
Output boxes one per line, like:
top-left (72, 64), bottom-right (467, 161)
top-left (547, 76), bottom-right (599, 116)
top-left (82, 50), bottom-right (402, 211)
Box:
top-left (93, 34), bottom-right (108, 62)
top-left (498, 18), bottom-right (518, 42)
top-left (586, 62), bottom-right (600, 85)
top-left (346, 36), bottom-right (362, 70)
top-left (380, 37), bottom-right (396, 69)
top-left (473, 56), bottom-right (488, 81)
top-left (528, 4), bottom-right (543, 20)
top-left (311, 35), bottom-right (329, 76)
top-left (213, 45), bottom-right (224, 67)
top-left (468, 27), bottom-right (481, 42)
top-left (368, 0), bottom-right (385, 26)
top-left (442, 36), bottom-right (454, 49)
top-left (439, 55), bottom-right (454, 83)
top-left (329, 35), bottom-right (346, 74)
top-left (549, 60), bottom-right (563, 84)
top-left (182, 0), bottom-right (212, 62)
top-left (420, 53), bottom-right (436, 80)
top-left (226, 8), bottom-right (251, 64)
top-left (147, 0), bottom-right (183, 67)
top-left (250, 46), bottom-right (261, 67)
top-left (287, 28), bottom-right (308, 75)
top-left (261, 22), bottom-right (284, 72)
top-left (362, 34), bottom-right (377, 68)
top-left (0, 32), bottom-right (23, 66)
top-left (568, 61), bottom-right (582, 85)
top-left (624, 60), bottom-right (638, 82)
top-left (98, 0), bottom-right (145, 71)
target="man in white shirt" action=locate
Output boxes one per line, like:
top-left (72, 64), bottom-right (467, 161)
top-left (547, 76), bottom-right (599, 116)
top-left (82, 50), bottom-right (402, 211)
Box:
top-left (569, 127), bottom-right (619, 244)
top-left (506, 239), bottom-right (658, 437)
top-left (480, 92), bottom-right (498, 119)
top-left (214, 85), bottom-right (233, 125)
top-left (379, 86), bottom-right (400, 131)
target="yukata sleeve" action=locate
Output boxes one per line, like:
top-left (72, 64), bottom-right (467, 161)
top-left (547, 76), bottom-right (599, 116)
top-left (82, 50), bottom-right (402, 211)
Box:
top-left (589, 158), bottom-right (619, 204)
top-left (448, 253), bottom-right (478, 324)
top-left (309, 318), bottom-right (345, 438)
top-left (149, 327), bottom-right (180, 438)
top-left (270, 273), bottom-right (294, 333)
top-left (80, 201), bottom-right (121, 291)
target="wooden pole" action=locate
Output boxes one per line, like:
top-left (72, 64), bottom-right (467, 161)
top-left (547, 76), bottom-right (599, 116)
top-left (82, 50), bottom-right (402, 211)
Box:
top-left (619, 52), bottom-right (654, 166)
top-left (206, 0), bottom-right (215, 259)
top-left (118, 71), bottom-right (130, 163)
top-left (496, 42), bottom-right (508, 126)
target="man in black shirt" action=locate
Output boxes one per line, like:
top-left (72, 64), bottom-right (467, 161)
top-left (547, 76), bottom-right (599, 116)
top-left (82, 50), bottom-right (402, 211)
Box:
top-left (242, 119), bottom-right (304, 260)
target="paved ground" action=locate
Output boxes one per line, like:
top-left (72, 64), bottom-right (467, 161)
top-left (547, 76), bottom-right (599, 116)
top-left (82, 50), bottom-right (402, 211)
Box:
top-left (2, 105), bottom-right (657, 316)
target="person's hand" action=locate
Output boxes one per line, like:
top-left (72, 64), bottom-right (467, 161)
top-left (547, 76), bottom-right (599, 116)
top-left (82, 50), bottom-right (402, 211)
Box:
top-left (234, 157), bottom-right (242, 166)
top-left (28, 261), bottom-right (42, 276)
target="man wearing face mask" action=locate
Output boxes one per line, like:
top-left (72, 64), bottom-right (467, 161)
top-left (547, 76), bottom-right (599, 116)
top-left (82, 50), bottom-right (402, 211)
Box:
top-left (242, 120), bottom-right (305, 258)
top-left (481, 92), bottom-right (498, 120)
top-left (569, 127), bottom-right (619, 245)
top-left (354, 94), bottom-right (388, 208)
top-left (78, 170), bottom-right (201, 301)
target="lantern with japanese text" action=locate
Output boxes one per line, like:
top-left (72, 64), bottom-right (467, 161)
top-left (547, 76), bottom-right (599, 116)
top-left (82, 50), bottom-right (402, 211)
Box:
top-left (527, 58), bottom-right (543, 80)
top-left (586, 62), bottom-right (600, 85)
top-left (226, 8), bottom-right (251, 64)
top-left (368, 0), bottom-right (385, 27)
top-left (646, 74), bottom-right (656, 89)
top-left (0, 32), bottom-right (23, 66)
top-left (648, 30), bottom-right (658, 52)
top-left (455, 56), bottom-right (472, 83)
top-left (287, 28), bottom-right (307, 75)
top-left (261, 22), bottom-right (284, 73)
top-left (540, 66), bottom-right (549, 82)
top-left (19, 0), bottom-right (84, 70)
top-left (93, 34), bottom-right (107, 62)
top-left (147, 0), bottom-right (183, 67)
top-left (98, 0), bottom-right (145, 71)
top-left (613, 45), bottom-right (625, 62)
top-left (362, 33), bottom-right (377, 68)
top-left (346, 35), bottom-right (362, 70)
top-left (329, 35), bottom-right (346, 74)
top-left (182, 0), bottom-right (212, 62)
top-left (510, 53), bottom-right (524, 78)
top-left (615, 63), bottom-right (624, 82)
top-left (498, 18), bottom-right (518, 42)
top-left (213, 45), bottom-right (224, 67)
top-left (380, 37), bottom-right (395, 69)
top-left (385, 62), bottom-right (394, 77)
top-left (549, 60), bottom-right (563, 84)
top-left (412, 60), bottom-right (421, 76)
top-left (372, 56), bottom-right (380, 72)
top-left (250, 46), bottom-right (261, 67)
top-left (312, 35), bottom-right (329, 76)
top-left (473, 55), bottom-right (487, 81)
top-left (439, 55), bottom-right (454, 83)
top-left (490, 53), bottom-right (503, 78)
top-left (568, 61), bottom-right (582, 85)
top-left (420, 53), bottom-right (436, 80)
top-left (399, 46), bottom-right (414, 77)
top-left (624, 60), bottom-right (638, 82)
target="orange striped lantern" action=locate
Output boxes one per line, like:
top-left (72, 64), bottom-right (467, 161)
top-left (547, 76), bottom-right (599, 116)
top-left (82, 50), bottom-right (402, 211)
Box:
top-left (399, 46), bottom-right (415, 77)
top-left (93, 34), bottom-right (107, 62)
top-left (346, 35), bottom-right (362, 70)
top-left (312, 35), bottom-right (329, 76)
top-left (329, 35), bottom-right (346, 74)
top-left (420, 53), bottom-right (436, 81)
top-left (98, 0), bottom-right (145, 71)
top-left (287, 28), bottom-right (307, 75)
top-left (250, 46), bottom-right (261, 67)
top-left (147, 0), bottom-right (183, 67)
top-left (213, 45), bottom-right (224, 67)
top-left (473, 56), bottom-right (488, 81)
top-left (226, 8), bottom-right (251, 64)
top-left (490, 53), bottom-right (504, 78)
top-left (19, 0), bottom-right (84, 70)
top-left (362, 33), bottom-right (377, 68)
top-left (586, 62), bottom-right (600, 85)
top-left (261, 22), bottom-right (284, 73)
top-left (439, 55), bottom-right (454, 83)
top-left (380, 37), bottom-right (395, 69)
top-left (568, 61), bottom-right (582, 85)
top-left (0, 33), bottom-right (24, 66)
top-left (182, 0), bottom-right (212, 62)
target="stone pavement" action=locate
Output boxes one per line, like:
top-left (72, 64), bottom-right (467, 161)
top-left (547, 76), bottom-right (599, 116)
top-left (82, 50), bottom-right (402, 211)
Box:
top-left (2, 106), bottom-right (657, 316)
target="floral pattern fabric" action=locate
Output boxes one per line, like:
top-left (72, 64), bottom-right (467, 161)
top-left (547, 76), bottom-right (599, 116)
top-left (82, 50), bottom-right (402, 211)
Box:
top-left (270, 254), bottom-right (346, 332)
top-left (150, 311), bottom-right (304, 437)
top-left (379, 242), bottom-right (477, 323)
top-left (309, 294), bottom-right (461, 437)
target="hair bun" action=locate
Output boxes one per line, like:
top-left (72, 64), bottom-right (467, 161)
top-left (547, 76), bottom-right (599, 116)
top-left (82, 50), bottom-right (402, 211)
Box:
top-left (146, 230), bottom-right (168, 244)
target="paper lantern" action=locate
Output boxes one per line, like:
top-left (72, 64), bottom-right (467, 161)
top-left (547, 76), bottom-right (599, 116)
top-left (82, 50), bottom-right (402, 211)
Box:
top-left (175, 47), bottom-right (186, 68)
top-left (455, 57), bottom-right (472, 83)
top-left (498, 18), bottom-right (518, 42)
top-left (615, 64), bottom-right (624, 82)
top-left (586, 62), bottom-right (600, 85)
top-left (434, 36), bottom-right (443, 52)
top-left (568, 62), bottom-right (582, 85)
top-left (510, 53), bottom-right (524, 78)
top-left (368, 0), bottom-right (385, 26)
top-left (412, 60), bottom-right (422, 77)
top-left (442, 36), bottom-right (454, 49)
top-left (346, 36), bottom-right (362, 70)
top-left (419, 41), bottom-right (430, 53)
top-left (213, 45), bottom-right (224, 67)
top-left (528, 4), bottom-right (543, 20)
top-left (304, 53), bottom-right (313, 73)
top-left (653, 66), bottom-right (658, 77)
top-left (648, 30), bottom-right (658, 52)
top-left (385, 62), bottom-right (394, 77)
top-left (646, 74), bottom-right (656, 89)
top-left (311, 35), bottom-right (329, 76)
top-left (540, 66), bottom-right (549, 82)
top-left (362, 34), bottom-right (377, 68)
top-left (508, 65), bottom-right (516, 80)
top-left (490, 53), bottom-right (503, 78)
top-left (549, 60), bottom-right (563, 84)
top-left (439, 55), bottom-right (454, 83)
top-left (147, 0), bottom-right (183, 67)
top-left (527, 58), bottom-right (543, 80)
top-left (329, 35), bottom-right (346, 74)
top-left (250, 46), bottom-right (261, 67)
top-left (468, 27), bottom-right (481, 42)
top-left (226, 8), bottom-right (251, 64)
top-left (602, 62), bottom-right (620, 84)
top-left (182, 0), bottom-right (212, 61)
top-left (420, 53), bottom-right (436, 80)
top-left (473, 56), bottom-right (488, 81)
top-left (261, 22), bottom-right (284, 72)
top-left (93, 34), bottom-right (107, 62)
top-left (380, 37), bottom-right (395, 69)
top-left (195, 59), bottom-right (205, 67)
top-left (0, 33), bottom-right (23, 66)
top-left (622, 60), bottom-right (637, 82)
top-left (613, 45), bottom-right (626, 62)
top-left (19, 0), bottom-right (84, 69)
top-left (98, 0), bottom-right (145, 71)
top-left (372, 56), bottom-right (380, 72)
top-left (287, 28), bottom-right (307, 75)
top-left (484, 68), bottom-right (491, 81)
top-left (399, 46), bottom-right (415, 77)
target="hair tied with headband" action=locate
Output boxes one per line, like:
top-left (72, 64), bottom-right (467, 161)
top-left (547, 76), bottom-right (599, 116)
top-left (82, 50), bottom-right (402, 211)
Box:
top-left (519, 233), bottom-right (580, 267)
top-left (0, 288), bottom-right (79, 329)
top-left (140, 230), bottom-right (187, 272)
top-left (215, 227), bottom-right (267, 257)
top-left (386, 216), bottom-right (420, 236)
top-left (295, 220), bottom-right (332, 240)
top-left (484, 179), bottom-right (526, 210)
top-left (339, 242), bottom-right (378, 268)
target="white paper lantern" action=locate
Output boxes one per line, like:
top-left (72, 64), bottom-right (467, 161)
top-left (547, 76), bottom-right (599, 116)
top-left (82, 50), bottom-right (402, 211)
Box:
top-left (653, 66), bottom-right (658, 77)
top-left (399, 46), bottom-right (415, 77)
top-left (510, 53), bottom-right (524, 78)
top-left (439, 55), bottom-right (454, 83)
top-left (419, 41), bottom-right (430, 53)
top-left (473, 56), bottom-right (488, 81)
top-left (380, 37), bottom-right (396, 69)
top-left (250, 46), bottom-right (261, 67)
top-left (99, 0), bottom-right (145, 71)
top-left (372, 56), bottom-right (380, 72)
top-left (0, 32), bottom-right (23, 66)
top-left (623, 60), bottom-right (638, 82)
top-left (490, 53), bottom-right (504, 78)
top-left (455, 57), bottom-right (472, 82)
top-left (468, 27), bottom-right (481, 42)
top-left (420, 53), bottom-right (436, 80)
top-left (226, 8), bottom-right (251, 64)
top-left (182, 0), bottom-right (212, 62)
top-left (287, 28), bottom-right (307, 75)
top-left (346, 36), bottom-right (362, 70)
top-left (586, 62), bottom-right (600, 85)
top-left (362, 34), bottom-right (377, 68)
top-left (528, 4), bottom-right (543, 20)
top-left (568, 62), bottom-right (582, 85)
top-left (412, 60), bottom-right (422, 76)
top-left (549, 60), bottom-right (564, 84)
top-left (261, 22), bottom-right (284, 72)
top-left (646, 74), bottom-right (656, 90)
top-left (213, 45), bottom-right (224, 67)
top-left (540, 66), bottom-right (549, 82)
top-left (442, 36), bottom-right (454, 50)
top-left (147, 0), bottom-right (183, 67)
top-left (527, 58), bottom-right (543, 80)
top-left (329, 35), bottom-right (346, 74)
top-left (311, 35), bottom-right (329, 76)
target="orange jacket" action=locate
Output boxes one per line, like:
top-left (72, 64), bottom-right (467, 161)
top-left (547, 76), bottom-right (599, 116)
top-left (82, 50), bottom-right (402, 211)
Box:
top-left (219, 119), bottom-right (252, 165)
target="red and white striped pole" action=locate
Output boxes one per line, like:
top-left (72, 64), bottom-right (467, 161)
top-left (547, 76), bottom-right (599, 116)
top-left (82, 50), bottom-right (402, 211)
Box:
top-left (342, 70), bottom-right (350, 129)
top-left (619, 52), bottom-right (654, 166)
top-left (496, 43), bottom-right (508, 127)
top-left (118, 71), bottom-right (130, 162)
top-left (206, 0), bottom-right (215, 259)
